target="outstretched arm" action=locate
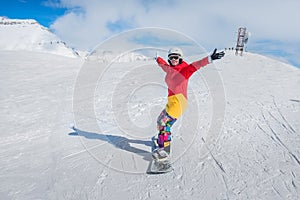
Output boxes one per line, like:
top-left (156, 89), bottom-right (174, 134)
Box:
top-left (184, 48), bottom-right (225, 78)
top-left (156, 56), bottom-right (170, 72)
top-left (190, 56), bottom-right (210, 71)
top-left (191, 48), bottom-right (225, 69)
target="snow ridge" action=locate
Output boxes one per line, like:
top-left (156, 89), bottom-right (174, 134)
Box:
top-left (0, 17), bottom-right (79, 57)
top-left (88, 50), bottom-right (151, 62)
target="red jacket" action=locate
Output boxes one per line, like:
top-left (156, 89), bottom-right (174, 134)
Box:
top-left (157, 56), bottom-right (210, 118)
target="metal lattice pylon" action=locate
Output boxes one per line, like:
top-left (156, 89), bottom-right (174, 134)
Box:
top-left (235, 27), bottom-right (247, 56)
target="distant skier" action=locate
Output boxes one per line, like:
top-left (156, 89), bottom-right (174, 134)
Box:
top-left (153, 47), bottom-right (225, 159)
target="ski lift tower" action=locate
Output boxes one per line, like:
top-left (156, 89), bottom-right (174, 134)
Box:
top-left (235, 27), bottom-right (247, 56)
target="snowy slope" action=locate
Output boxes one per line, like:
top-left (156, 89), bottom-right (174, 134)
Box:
top-left (0, 49), bottom-right (299, 199)
top-left (0, 17), bottom-right (79, 57)
top-left (88, 49), bottom-right (150, 62)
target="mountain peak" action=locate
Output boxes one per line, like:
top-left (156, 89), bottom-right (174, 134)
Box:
top-left (0, 17), bottom-right (79, 58)
top-left (1, 16), bottom-right (38, 25)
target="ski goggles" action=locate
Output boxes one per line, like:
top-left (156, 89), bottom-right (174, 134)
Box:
top-left (168, 55), bottom-right (180, 60)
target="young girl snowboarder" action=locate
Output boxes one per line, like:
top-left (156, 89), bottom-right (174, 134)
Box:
top-left (153, 47), bottom-right (225, 159)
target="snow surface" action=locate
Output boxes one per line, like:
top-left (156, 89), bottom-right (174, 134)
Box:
top-left (0, 49), bottom-right (300, 200)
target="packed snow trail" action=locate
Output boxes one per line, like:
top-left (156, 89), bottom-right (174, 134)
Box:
top-left (0, 50), bottom-right (300, 199)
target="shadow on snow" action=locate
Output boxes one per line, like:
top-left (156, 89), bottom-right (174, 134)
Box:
top-left (68, 126), bottom-right (153, 161)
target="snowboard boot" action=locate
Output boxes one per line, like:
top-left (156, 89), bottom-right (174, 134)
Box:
top-left (158, 131), bottom-right (171, 153)
top-left (152, 131), bottom-right (171, 160)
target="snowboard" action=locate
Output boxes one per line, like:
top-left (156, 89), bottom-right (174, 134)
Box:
top-left (147, 136), bottom-right (173, 174)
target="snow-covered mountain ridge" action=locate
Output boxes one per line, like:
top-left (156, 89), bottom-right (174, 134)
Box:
top-left (88, 50), bottom-right (151, 62)
top-left (0, 18), bottom-right (39, 26)
top-left (0, 17), bottom-right (151, 61)
top-left (0, 17), bottom-right (79, 58)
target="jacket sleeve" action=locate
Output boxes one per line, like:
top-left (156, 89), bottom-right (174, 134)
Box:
top-left (156, 57), bottom-right (170, 72)
top-left (190, 56), bottom-right (211, 70)
top-left (183, 56), bottom-right (211, 78)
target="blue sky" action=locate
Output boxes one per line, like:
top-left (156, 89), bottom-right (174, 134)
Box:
top-left (1, 0), bottom-right (300, 68)
top-left (0, 0), bottom-right (66, 27)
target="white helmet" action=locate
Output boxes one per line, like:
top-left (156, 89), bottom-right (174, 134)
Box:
top-left (168, 47), bottom-right (183, 58)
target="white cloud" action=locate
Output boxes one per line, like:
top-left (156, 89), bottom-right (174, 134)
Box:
top-left (48, 0), bottom-right (300, 67)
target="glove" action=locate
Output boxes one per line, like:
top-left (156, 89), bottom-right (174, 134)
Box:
top-left (210, 48), bottom-right (225, 60)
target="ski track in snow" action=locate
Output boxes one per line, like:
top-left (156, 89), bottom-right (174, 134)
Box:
top-left (0, 50), bottom-right (300, 199)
